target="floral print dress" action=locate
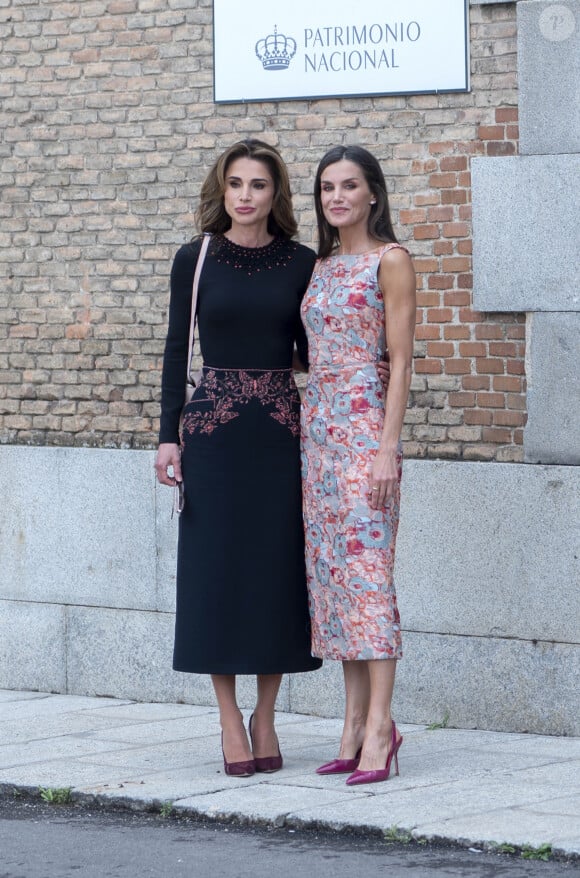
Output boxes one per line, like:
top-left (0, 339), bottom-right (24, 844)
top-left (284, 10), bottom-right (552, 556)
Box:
top-left (300, 245), bottom-right (405, 661)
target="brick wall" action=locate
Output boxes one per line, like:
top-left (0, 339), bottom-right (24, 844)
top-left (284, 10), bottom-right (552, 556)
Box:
top-left (0, 0), bottom-right (524, 461)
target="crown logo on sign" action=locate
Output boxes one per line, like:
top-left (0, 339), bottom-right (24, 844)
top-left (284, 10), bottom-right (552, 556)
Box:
top-left (255, 25), bottom-right (297, 71)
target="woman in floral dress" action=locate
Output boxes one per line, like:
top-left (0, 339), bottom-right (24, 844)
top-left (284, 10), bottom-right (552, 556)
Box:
top-left (301, 145), bottom-right (416, 786)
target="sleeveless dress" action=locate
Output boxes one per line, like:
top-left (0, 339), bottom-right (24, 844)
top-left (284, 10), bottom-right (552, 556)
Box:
top-left (300, 245), bottom-right (405, 662)
top-left (159, 235), bottom-right (322, 676)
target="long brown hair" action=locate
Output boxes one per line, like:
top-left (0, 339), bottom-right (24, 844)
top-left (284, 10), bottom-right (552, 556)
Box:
top-left (195, 139), bottom-right (298, 239)
top-left (314, 145), bottom-right (398, 258)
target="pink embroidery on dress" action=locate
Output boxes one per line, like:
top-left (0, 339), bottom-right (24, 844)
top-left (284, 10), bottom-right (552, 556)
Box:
top-left (182, 369), bottom-right (300, 437)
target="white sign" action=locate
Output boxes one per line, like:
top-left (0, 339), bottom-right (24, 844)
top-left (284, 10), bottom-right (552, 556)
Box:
top-left (213, 0), bottom-right (469, 103)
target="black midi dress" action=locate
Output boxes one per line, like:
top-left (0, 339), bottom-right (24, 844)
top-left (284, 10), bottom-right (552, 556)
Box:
top-left (159, 234), bottom-right (322, 676)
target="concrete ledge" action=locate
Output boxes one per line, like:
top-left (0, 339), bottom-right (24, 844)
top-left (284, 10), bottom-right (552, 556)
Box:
top-left (472, 155), bottom-right (580, 312)
top-left (396, 458), bottom-right (580, 643)
top-left (0, 601), bottom-right (67, 693)
top-left (395, 632), bottom-right (580, 736)
top-left (524, 312), bottom-right (580, 464)
top-left (0, 447), bottom-right (159, 611)
top-left (1, 446), bottom-right (579, 734)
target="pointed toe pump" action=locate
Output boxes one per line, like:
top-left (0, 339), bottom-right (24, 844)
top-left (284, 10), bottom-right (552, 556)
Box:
top-left (345, 722), bottom-right (402, 787)
top-left (221, 733), bottom-right (256, 778)
top-left (316, 747), bottom-right (362, 776)
top-left (248, 713), bottom-right (283, 773)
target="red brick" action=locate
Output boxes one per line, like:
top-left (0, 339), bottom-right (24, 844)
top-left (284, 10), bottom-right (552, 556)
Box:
top-left (417, 292), bottom-right (441, 306)
top-left (458, 273), bottom-right (473, 288)
top-left (514, 430), bottom-right (524, 445)
top-left (495, 107), bottom-right (518, 123)
top-left (400, 208), bottom-right (427, 224)
top-left (427, 206), bottom-right (454, 222)
top-left (460, 342), bottom-right (487, 357)
top-left (456, 142), bottom-right (486, 156)
top-left (458, 172), bottom-right (471, 188)
top-left (476, 358), bottom-right (505, 374)
top-left (427, 308), bottom-right (453, 323)
top-left (458, 205), bottom-right (472, 221)
top-left (427, 342), bottom-right (454, 358)
top-left (440, 156), bottom-right (468, 172)
top-left (429, 141), bottom-right (456, 155)
top-left (442, 224), bottom-right (470, 240)
top-left (449, 391), bottom-right (475, 407)
top-left (487, 142), bottom-right (516, 157)
top-left (442, 256), bottom-right (471, 272)
top-left (415, 325), bottom-right (441, 340)
top-left (465, 410), bottom-right (493, 426)
top-left (493, 410), bottom-right (526, 427)
top-left (414, 359), bottom-right (443, 374)
top-left (493, 376), bottom-right (522, 392)
top-left (475, 324), bottom-right (503, 340)
top-left (463, 376), bottom-right (490, 390)
top-left (441, 190), bottom-right (468, 205)
top-left (414, 224), bottom-right (440, 240)
top-left (445, 359), bottom-right (471, 374)
top-left (482, 426), bottom-right (512, 444)
top-left (429, 172), bottom-right (457, 188)
top-left (478, 124), bottom-right (504, 140)
top-left (457, 240), bottom-right (472, 255)
top-left (459, 308), bottom-right (485, 323)
top-left (477, 392), bottom-right (505, 408)
top-left (444, 291), bottom-right (471, 307)
top-left (507, 325), bottom-right (525, 339)
top-left (414, 193), bottom-right (440, 206)
top-left (411, 160), bottom-right (434, 174)
top-left (428, 275), bottom-right (454, 290)
top-left (507, 359), bottom-right (526, 375)
top-left (414, 258), bottom-right (439, 273)
top-left (433, 241), bottom-right (454, 255)
top-left (489, 341), bottom-right (517, 357)
top-left (444, 325), bottom-right (470, 340)
top-left (506, 124), bottom-right (519, 140)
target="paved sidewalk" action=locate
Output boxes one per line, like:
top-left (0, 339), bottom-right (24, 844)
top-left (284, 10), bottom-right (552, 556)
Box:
top-left (0, 689), bottom-right (579, 857)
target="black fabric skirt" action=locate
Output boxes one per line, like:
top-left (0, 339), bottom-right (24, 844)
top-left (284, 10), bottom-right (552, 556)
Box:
top-left (173, 367), bottom-right (321, 676)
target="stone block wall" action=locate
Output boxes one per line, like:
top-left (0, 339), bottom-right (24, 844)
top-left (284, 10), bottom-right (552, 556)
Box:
top-left (1, 445), bottom-right (578, 735)
top-left (0, 0), bottom-right (525, 461)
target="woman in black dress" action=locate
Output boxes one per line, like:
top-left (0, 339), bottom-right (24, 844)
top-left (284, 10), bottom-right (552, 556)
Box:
top-left (155, 140), bottom-right (321, 778)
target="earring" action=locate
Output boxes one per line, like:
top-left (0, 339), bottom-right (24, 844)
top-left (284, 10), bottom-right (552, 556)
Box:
top-left (370, 199), bottom-right (376, 205)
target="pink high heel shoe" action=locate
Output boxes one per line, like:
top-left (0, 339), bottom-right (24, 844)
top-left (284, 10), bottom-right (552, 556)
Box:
top-left (248, 713), bottom-right (283, 773)
top-left (345, 722), bottom-right (402, 786)
top-left (316, 747), bottom-right (362, 776)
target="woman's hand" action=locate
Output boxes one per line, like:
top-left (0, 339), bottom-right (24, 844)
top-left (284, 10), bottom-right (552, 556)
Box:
top-left (377, 350), bottom-right (390, 391)
top-left (369, 448), bottom-right (399, 510)
top-left (154, 443), bottom-right (182, 486)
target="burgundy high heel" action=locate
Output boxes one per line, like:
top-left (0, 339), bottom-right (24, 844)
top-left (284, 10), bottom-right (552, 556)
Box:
top-left (248, 713), bottom-right (283, 773)
top-left (221, 732), bottom-right (255, 778)
top-left (345, 722), bottom-right (402, 786)
top-left (316, 747), bottom-right (362, 776)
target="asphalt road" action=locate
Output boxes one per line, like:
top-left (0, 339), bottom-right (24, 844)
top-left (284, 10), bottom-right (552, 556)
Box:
top-left (0, 798), bottom-right (577, 878)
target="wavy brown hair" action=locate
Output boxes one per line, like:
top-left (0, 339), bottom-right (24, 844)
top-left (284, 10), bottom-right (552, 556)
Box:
top-left (314, 145), bottom-right (398, 258)
top-left (195, 139), bottom-right (298, 239)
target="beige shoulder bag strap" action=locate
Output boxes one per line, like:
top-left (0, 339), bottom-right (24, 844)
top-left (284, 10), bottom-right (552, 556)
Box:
top-left (185, 232), bottom-right (211, 393)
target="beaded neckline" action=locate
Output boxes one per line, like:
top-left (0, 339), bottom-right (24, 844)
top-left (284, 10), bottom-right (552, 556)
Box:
top-left (211, 234), bottom-right (295, 275)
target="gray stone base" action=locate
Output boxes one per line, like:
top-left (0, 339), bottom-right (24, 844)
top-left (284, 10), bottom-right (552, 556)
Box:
top-left (524, 312), bottom-right (580, 464)
top-left (1, 446), bottom-right (579, 735)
